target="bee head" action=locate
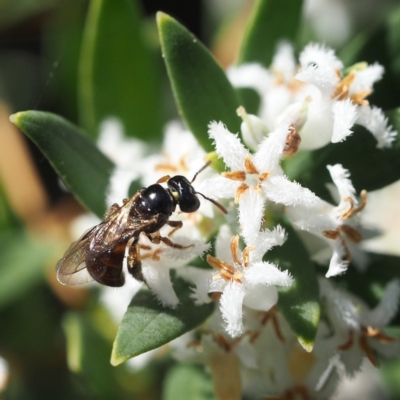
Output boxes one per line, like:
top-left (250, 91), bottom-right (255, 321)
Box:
top-left (167, 176), bottom-right (201, 213)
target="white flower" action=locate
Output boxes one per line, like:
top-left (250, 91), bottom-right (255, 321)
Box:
top-left (321, 279), bottom-right (400, 375)
top-left (206, 225), bottom-right (292, 337)
top-left (287, 164), bottom-right (368, 277)
top-left (227, 42), bottom-right (397, 150)
top-left (138, 220), bottom-right (210, 309)
top-left (204, 121), bottom-right (319, 245)
top-left (243, 310), bottom-right (341, 400)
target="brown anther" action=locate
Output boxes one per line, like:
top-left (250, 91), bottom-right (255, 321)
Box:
top-left (364, 326), bottom-right (397, 343)
top-left (220, 270), bottom-right (233, 281)
top-left (207, 254), bottom-right (242, 283)
top-left (341, 224), bottom-right (362, 243)
top-left (333, 71), bottom-right (356, 100)
top-left (155, 163), bottom-right (177, 173)
top-left (221, 170), bottom-right (246, 181)
top-left (232, 271), bottom-right (244, 283)
top-left (156, 175), bottom-right (171, 184)
top-left (354, 190), bottom-right (368, 214)
top-left (259, 171), bottom-right (270, 181)
top-left (359, 334), bottom-right (378, 367)
top-left (350, 89), bottom-right (372, 106)
top-left (212, 333), bottom-right (240, 352)
top-left (260, 307), bottom-right (285, 343)
top-left (242, 245), bottom-right (256, 267)
top-left (235, 183), bottom-right (249, 203)
top-left (260, 312), bottom-right (271, 326)
top-left (207, 254), bottom-right (235, 274)
top-left (186, 340), bottom-right (203, 352)
top-left (271, 313), bottom-right (285, 343)
top-left (230, 235), bottom-right (241, 266)
top-left (246, 330), bottom-right (260, 343)
top-left (284, 125), bottom-right (302, 156)
top-left (244, 155), bottom-right (259, 174)
top-left (322, 229), bottom-right (340, 240)
top-left (337, 330), bottom-right (354, 350)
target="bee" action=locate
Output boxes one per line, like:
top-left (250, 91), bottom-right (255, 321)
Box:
top-left (56, 162), bottom-right (226, 287)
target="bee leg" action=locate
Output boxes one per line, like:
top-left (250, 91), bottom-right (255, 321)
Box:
top-left (146, 233), bottom-right (193, 250)
top-left (167, 220), bottom-right (183, 237)
top-left (127, 238), bottom-right (146, 282)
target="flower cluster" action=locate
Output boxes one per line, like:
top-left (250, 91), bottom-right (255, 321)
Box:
top-left (72, 42), bottom-right (400, 398)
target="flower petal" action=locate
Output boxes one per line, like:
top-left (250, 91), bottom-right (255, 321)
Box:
top-left (243, 284), bottom-right (278, 311)
top-left (226, 63), bottom-right (272, 96)
top-left (244, 261), bottom-right (293, 287)
top-left (331, 99), bottom-right (357, 143)
top-left (263, 175), bottom-right (319, 207)
top-left (327, 164), bottom-right (356, 204)
top-left (239, 187), bottom-right (265, 246)
top-left (142, 264), bottom-right (179, 308)
top-left (364, 279), bottom-right (400, 327)
top-left (208, 121), bottom-right (249, 170)
top-left (350, 63), bottom-right (384, 95)
top-left (215, 224), bottom-right (235, 264)
top-left (201, 174), bottom-right (240, 200)
top-left (177, 266), bottom-right (213, 305)
top-left (325, 239), bottom-right (348, 278)
top-left (220, 281), bottom-right (246, 337)
top-left (253, 123), bottom-right (289, 173)
top-left (356, 105), bottom-right (397, 149)
top-left (296, 43), bottom-right (342, 96)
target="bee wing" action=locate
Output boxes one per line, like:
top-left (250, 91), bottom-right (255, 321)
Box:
top-left (56, 227), bottom-right (96, 285)
top-left (56, 197), bottom-right (137, 286)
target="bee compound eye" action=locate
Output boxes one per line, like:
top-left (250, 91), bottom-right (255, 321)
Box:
top-left (139, 184), bottom-right (175, 215)
top-left (167, 176), bottom-right (200, 213)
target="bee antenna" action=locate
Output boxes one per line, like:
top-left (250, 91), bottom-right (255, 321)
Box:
top-left (196, 191), bottom-right (227, 214)
top-left (191, 161), bottom-right (212, 184)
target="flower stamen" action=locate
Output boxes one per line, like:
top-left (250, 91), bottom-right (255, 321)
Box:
top-left (230, 235), bottom-right (241, 266)
top-left (260, 307), bottom-right (285, 343)
top-left (235, 183), bottom-right (249, 203)
top-left (242, 245), bottom-right (255, 267)
top-left (221, 170), bottom-right (246, 181)
top-left (244, 155), bottom-right (259, 174)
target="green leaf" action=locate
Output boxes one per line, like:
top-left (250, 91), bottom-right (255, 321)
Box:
top-left (164, 364), bottom-right (216, 400)
top-left (237, 0), bottom-right (304, 66)
top-left (111, 275), bottom-right (214, 366)
top-left (267, 219), bottom-right (320, 352)
top-left (0, 230), bottom-right (54, 309)
top-left (63, 312), bottom-right (128, 398)
top-left (0, 180), bottom-right (21, 231)
top-left (10, 111), bottom-right (113, 218)
top-left (157, 12), bottom-right (241, 152)
top-left (0, 0), bottom-right (56, 32)
top-left (79, 0), bottom-right (162, 140)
